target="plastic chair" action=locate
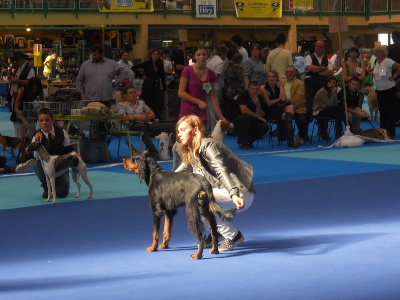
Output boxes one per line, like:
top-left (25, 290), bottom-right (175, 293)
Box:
top-left (309, 116), bottom-right (336, 144)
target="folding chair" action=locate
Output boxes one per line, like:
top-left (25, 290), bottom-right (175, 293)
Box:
top-left (109, 122), bottom-right (143, 158)
top-left (309, 116), bottom-right (336, 144)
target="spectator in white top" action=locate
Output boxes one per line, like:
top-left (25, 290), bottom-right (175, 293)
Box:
top-left (206, 44), bottom-right (228, 131)
top-left (231, 35), bottom-right (249, 64)
top-left (373, 45), bottom-right (400, 138)
top-left (161, 48), bottom-right (174, 87)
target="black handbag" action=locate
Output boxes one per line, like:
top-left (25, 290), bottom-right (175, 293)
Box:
top-left (10, 111), bottom-right (21, 123)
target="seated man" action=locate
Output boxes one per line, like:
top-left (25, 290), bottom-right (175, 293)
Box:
top-left (116, 85), bottom-right (176, 159)
top-left (337, 76), bottom-right (370, 134)
top-left (234, 81), bottom-right (270, 149)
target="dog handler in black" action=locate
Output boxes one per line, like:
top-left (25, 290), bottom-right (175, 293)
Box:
top-left (28, 108), bottom-right (77, 199)
top-left (174, 114), bottom-right (255, 252)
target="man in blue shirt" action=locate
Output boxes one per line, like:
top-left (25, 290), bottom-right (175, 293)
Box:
top-left (76, 44), bottom-right (129, 108)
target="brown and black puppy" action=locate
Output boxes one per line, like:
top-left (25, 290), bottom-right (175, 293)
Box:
top-left (210, 120), bottom-right (234, 143)
top-left (0, 134), bottom-right (22, 157)
top-left (358, 128), bottom-right (391, 143)
top-left (364, 86), bottom-right (379, 122)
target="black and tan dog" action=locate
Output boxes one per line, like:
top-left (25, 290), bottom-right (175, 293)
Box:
top-left (123, 150), bottom-right (235, 260)
top-left (0, 134), bottom-right (22, 158)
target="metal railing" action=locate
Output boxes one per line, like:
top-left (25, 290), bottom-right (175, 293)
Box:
top-left (0, 0), bottom-right (399, 18)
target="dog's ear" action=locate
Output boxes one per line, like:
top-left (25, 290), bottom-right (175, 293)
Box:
top-left (220, 120), bottom-right (234, 133)
top-left (123, 157), bottom-right (139, 174)
top-left (137, 156), bottom-right (147, 183)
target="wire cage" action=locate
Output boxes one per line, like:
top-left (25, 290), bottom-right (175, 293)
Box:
top-left (22, 100), bottom-right (101, 140)
top-left (23, 100), bottom-right (87, 124)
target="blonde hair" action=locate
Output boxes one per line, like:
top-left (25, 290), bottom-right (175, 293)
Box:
top-left (176, 115), bottom-right (208, 165)
top-left (375, 45), bottom-right (388, 57)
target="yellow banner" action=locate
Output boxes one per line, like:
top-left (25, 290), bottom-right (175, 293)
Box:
top-left (293, 0), bottom-right (313, 10)
top-left (234, 0), bottom-right (282, 18)
top-left (97, 0), bottom-right (154, 13)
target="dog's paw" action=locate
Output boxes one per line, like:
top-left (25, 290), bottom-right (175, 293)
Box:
top-left (190, 253), bottom-right (203, 260)
top-left (146, 246), bottom-right (158, 252)
top-left (159, 242), bottom-right (169, 249)
top-left (45, 198), bottom-right (50, 203)
top-left (74, 193), bottom-right (80, 198)
top-left (51, 199), bottom-right (57, 204)
top-left (210, 248), bottom-right (219, 255)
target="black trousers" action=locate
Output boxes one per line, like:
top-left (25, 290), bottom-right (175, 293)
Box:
top-left (129, 121), bottom-right (176, 154)
top-left (294, 113), bottom-right (309, 138)
top-left (316, 106), bottom-right (345, 134)
top-left (141, 81), bottom-right (164, 120)
top-left (377, 86), bottom-right (398, 137)
top-left (234, 114), bottom-right (269, 145)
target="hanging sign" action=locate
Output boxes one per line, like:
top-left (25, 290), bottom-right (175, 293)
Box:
top-left (234, 0), bottom-right (282, 18)
top-left (97, 0), bottom-right (154, 12)
top-left (196, 0), bottom-right (217, 18)
top-left (291, 0), bottom-right (313, 10)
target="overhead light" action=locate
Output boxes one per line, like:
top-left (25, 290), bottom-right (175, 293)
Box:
top-left (26, 27), bottom-right (31, 32)
top-left (163, 40), bottom-right (172, 43)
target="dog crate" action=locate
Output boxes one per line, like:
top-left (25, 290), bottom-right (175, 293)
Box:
top-left (23, 100), bottom-right (87, 124)
top-left (22, 100), bottom-right (102, 140)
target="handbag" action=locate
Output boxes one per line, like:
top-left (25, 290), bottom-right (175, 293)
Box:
top-left (10, 111), bottom-right (21, 123)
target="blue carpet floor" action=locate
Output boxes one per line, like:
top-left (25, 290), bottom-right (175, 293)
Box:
top-left (1, 107), bottom-right (400, 299)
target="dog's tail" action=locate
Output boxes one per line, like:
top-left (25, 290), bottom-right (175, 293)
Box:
top-left (198, 190), bottom-right (236, 221)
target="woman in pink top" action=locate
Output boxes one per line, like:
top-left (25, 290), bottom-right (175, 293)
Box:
top-left (178, 44), bottom-right (224, 125)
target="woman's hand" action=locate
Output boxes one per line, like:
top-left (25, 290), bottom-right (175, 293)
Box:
top-left (231, 194), bottom-right (245, 209)
top-left (198, 101), bottom-right (207, 110)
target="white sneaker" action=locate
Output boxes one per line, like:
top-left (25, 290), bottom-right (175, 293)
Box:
top-left (16, 159), bottom-right (35, 173)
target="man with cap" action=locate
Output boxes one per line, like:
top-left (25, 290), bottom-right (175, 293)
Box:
top-left (9, 51), bottom-right (35, 137)
top-left (9, 52), bottom-right (35, 94)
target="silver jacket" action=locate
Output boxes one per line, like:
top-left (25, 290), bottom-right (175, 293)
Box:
top-left (176, 138), bottom-right (255, 197)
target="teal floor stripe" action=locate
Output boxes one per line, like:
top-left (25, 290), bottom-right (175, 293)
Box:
top-left (274, 143), bottom-right (400, 165)
top-left (0, 167), bottom-right (148, 210)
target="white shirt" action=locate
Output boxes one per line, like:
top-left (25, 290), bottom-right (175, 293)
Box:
top-left (373, 58), bottom-right (395, 91)
top-left (12, 62), bottom-right (35, 94)
top-left (304, 53), bottom-right (333, 75)
top-left (163, 59), bottom-right (173, 73)
top-left (238, 47), bottom-right (249, 64)
top-left (206, 55), bottom-right (226, 91)
top-left (284, 81), bottom-right (292, 100)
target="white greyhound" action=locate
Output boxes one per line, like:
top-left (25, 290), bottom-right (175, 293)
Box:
top-left (29, 142), bottom-right (93, 204)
